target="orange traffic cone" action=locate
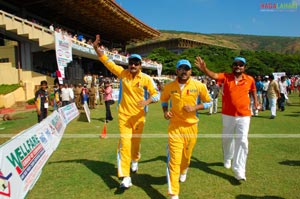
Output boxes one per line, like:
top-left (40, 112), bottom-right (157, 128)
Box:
top-left (100, 121), bottom-right (107, 139)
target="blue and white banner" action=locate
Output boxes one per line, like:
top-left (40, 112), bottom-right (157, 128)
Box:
top-left (0, 103), bottom-right (78, 199)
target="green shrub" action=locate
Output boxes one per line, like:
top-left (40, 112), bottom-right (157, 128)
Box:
top-left (0, 84), bottom-right (21, 95)
top-left (27, 98), bottom-right (35, 105)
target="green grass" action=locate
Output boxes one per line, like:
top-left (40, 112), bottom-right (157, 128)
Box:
top-left (0, 84), bottom-right (21, 95)
top-left (1, 94), bottom-right (300, 199)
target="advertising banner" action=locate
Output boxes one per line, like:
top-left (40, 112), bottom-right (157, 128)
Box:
top-left (55, 32), bottom-right (73, 84)
top-left (0, 105), bottom-right (78, 199)
top-left (58, 103), bottom-right (79, 125)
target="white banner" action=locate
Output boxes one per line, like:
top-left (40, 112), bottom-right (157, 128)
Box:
top-left (273, 72), bottom-right (286, 81)
top-left (0, 104), bottom-right (78, 199)
top-left (112, 89), bottom-right (119, 102)
top-left (58, 103), bottom-right (79, 125)
top-left (55, 32), bottom-right (73, 79)
top-left (83, 102), bottom-right (91, 123)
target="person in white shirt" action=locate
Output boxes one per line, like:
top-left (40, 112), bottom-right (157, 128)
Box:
top-left (68, 84), bottom-right (75, 102)
top-left (278, 76), bottom-right (288, 111)
top-left (262, 76), bottom-right (270, 111)
top-left (61, 83), bottom-right (71, 106)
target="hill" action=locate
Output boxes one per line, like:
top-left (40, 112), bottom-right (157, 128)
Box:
top-left (153, 30), bottom-right (300, 54)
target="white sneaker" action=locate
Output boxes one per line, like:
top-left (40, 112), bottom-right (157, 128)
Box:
top-left (224, 160), bottom-right (231, 169)
top-left (131, 161), bottom-right (138, 173)
top-left (170, 195), bottom-right (179, 199)
top-left (179, 168), bottom-right (188, 182)
top-left (120, 176), bottom-right (132, 188)
top-left (235, 174), bottom-right (246, 181)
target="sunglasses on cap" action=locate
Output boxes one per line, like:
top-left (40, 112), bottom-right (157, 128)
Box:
top-left (232, 62), bottom-right (245, 67)
top-left (129, 61), bottom-right (141, 66)
top-left (177, 65), bottom-right (191, 71)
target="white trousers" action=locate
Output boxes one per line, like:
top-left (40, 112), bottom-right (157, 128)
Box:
top-left (209, 98), bottom-right (218, 114)
top-left (268, 97), bottom-right (277, 116)
top-left (222, 115), bottom-right (250, 177)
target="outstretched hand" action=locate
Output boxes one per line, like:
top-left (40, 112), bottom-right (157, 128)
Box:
top-left (194, 56), bottom-right (206, 72)
top-left (93, 34), bottom-right (104, 56)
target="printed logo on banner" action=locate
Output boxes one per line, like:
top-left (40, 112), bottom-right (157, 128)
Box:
top-left (0, 170), bottom-right (12, 197)
top-left (50, 114), bottom-right (64, 134)
top-left (5, 135), bottom-right (46, 181)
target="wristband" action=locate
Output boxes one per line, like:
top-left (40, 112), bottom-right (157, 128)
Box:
top-left (203, 102), bottom-right (212, 109)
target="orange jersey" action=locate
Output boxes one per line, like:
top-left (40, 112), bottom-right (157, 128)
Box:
top-left (218, 73), bottom-right (256, 116)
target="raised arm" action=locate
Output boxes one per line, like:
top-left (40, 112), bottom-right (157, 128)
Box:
top-left (93, 34), bottom-right (105, 57)
top-left (194, 56), bottom-right (219, 80)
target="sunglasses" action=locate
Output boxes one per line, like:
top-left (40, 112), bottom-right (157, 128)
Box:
top-left (129, 61), bottom-right (141, 66)
top-left (177, 65), bottom-right (191, 71)
top-left (232, 62), bottom-right (245, 67)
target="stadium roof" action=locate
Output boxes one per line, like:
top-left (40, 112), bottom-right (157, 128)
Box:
top-left (5, 0), bottom-right (160, 44)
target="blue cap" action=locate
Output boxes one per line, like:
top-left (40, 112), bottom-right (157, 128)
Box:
top-left (176, 59), bottom-right (192, 69)
top-left (128, 54), bottom-right (142, 61)
top-left (234, 57), bottom-right (246, 64)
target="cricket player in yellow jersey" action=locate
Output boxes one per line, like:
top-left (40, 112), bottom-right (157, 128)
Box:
top-left (93, 35), bottom-right (160, 188)
top-left (160, 59), bottom-right (212, 199)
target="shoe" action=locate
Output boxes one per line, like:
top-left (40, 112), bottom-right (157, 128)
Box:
top-left (120, 176), bottom-right (132, 188)
top-left (235, 174), bottom-right (246, 181)
top-left (224, 160), bottom-right (231, 169)
top-left (270, 115), bottom-right (275, 119)
top-left (179, 168), bottom-right (188, 182)
top-left (170, 195), bottom-right (179, 199)
top-left (131, 161), bottom-right (138, 173)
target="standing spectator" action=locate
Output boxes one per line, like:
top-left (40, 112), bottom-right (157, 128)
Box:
top-left (86, 73), bottom-right (93, 88)
top-left (49, 23), bottom-right (54, 31)
top-left (297, 77), bottom-right (300, 96)
top-left (81, 84), bottom-right (89, 105)
top-left (61, 83), bottom-right (71, 106)
top-left (267, 74), bottom-right (280, 119)
top-left (262, 76), bottom-right (269, 111)
top-left (278, 76), bottom-right (288, 111)
top-left (160, 59), bottom-right (211, 199)
top-left (93, 35), bottom-right (160, 188)
top-left (52, 82), bottom-right (59, 111)
top-left (34, 80), bottom-right (50, 123)
top-left (74, 83), bottom-right (82, 109)
top-left (54, 84), bottom-right (63, 109)
top-left (98, 80), bottom-right (104, 105)
top-left (103, 80), bottom-right (114, 122)
top-left (208, 79), bottom-right (219, 114)
top-left (195, 56), bottom-right (258, 181)
top-left (253, 75), bottom-right (264, 116)
top-left (68, 83), bottom-right (75, 103)
top-left (88, 84), bottom-right (97, 109)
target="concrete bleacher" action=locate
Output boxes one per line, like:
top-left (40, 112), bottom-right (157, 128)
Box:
top-left (0, 9), bottom-right (160, 69)
top-left (0, 9), bottom-right (161, 108)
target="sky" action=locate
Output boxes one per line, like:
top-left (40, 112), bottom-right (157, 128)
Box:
top-left (115, 0), bottom-right (300, 37)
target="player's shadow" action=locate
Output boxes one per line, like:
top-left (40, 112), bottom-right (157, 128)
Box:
top-left (49, 159), bottom-right (166, 198)
top-left (236, 194), bottom-right (284, 199)
top-left (49, 159), bottom-right (119, 189)
top-left (279, 160), bottom-right (300, 166)
top-left (189, 156), bottom-right (241, 185)
top-left (140, 155), bottom-right (241, 187)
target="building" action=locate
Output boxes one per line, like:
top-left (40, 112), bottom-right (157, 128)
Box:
top-left (0, 0), bottom-right (160, 107)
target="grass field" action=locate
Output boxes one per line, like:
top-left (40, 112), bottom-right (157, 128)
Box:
top-left (1, 94), bottom-right (300, 199)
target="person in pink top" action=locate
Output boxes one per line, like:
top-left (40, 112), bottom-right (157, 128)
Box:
top-left (103, 80), bottom-right (114, 122)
